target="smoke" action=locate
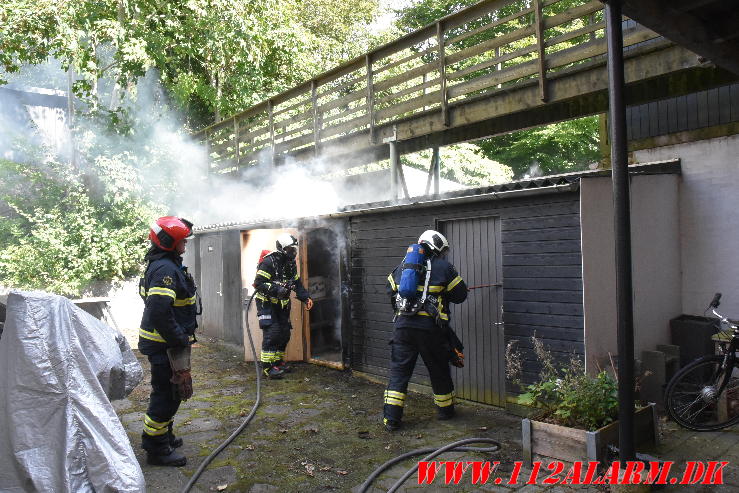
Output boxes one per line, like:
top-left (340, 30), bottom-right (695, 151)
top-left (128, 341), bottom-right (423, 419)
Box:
top-left (1, 60), bottom-right (481, 232)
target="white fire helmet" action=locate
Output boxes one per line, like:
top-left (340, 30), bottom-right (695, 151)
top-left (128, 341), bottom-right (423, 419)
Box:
top-left (276, 233), bottom-right (298, 253)
top-left (418, 230), bottom-right (449, 254)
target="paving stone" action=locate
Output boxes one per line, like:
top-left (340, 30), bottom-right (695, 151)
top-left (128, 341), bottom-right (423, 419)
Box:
top-left (249, 485), bottom-right (280, 493)
top-left (185, 399), bottom-right (217, 410)
top-left (180, 417), bottom-right (222, 433)
top-left (261, 404), bottom-right (291, 415)
top-left (111, 398), bottom-right (134, 412)
top-left (191, 465), bottom-right (238, 491)
top-left (119, 411), bottom-right (144, 425)
top-left (140, 467), bottom-right (199, 492)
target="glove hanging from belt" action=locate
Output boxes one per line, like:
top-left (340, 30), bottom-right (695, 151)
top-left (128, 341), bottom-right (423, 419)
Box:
top-left (167, 345), bottom-right (193, 400)
top-left (446, 326), bottom-right (465, 368)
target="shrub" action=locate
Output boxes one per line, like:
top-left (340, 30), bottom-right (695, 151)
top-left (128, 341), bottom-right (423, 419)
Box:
top-left (509, 337), bottom-right (619, 431)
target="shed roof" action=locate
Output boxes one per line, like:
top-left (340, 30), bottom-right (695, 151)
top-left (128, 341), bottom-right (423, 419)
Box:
top-left (194, 159), bottom-right (680, 233)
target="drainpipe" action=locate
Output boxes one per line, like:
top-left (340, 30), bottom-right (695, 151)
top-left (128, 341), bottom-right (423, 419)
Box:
top-left (605, 0), bottom-right (635, 461)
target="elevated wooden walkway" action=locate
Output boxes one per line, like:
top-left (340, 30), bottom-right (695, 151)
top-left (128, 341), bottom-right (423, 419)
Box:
top-left (194, 0), bottom-right (737, 173)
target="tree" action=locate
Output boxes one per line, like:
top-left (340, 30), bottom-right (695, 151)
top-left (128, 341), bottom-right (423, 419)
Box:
top-left (475, 117), bottom-right (601, 178)
top-left (0, 155), bottom-right (159, 296)
top-left (0, 0), bottom-right (384, 127)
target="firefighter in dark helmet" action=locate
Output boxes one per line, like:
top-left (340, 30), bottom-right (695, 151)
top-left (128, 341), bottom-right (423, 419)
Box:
top-left (138, 216), bottom-right (199, 467)
top-left (253, 233), bottom-right (313, 379)
top-left (383, 230), bottom-right (467, 431)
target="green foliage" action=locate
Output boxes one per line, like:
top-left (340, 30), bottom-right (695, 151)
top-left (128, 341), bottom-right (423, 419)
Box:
top-left (401, 143), bottom-right (513, 186)
top-left (0, 156), bottom-right (159, 296)
top-left (518, 367), bottom-right (619, 431)
top-left (511, 337), bottom-right (618, 431)
top-left (0, 0), bottom-right (384, 126)
top-left (476, 117), bottom-right (601, 178)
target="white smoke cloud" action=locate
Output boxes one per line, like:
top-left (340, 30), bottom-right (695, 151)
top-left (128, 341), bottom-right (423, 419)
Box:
top-left (2, 62), bottom-right (472, 230)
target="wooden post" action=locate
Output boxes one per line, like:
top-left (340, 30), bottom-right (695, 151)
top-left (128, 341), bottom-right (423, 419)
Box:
top-left (522, 419), bottom-right (532, 467)
top-left (311, 80), bottom-right (321, 158)
top-left (433, 147), bottom-right (440, 195)
top-left (268, 99), bottom-right (276, 166)
top-left (204, 129), bottom-right (211, 171)
top-left (233, 117), bottom-right (239, 167)
top-left (437, 22), bottom-right (450, 127)
top-left (389, 140), bottom-right (399, 199)
top-left (534, 0), bottom-right (548, 102)
top-left (425, 147), bottom-right (441, 195)
top-left (365, 54), bottom-right (376, 144)
top-left (396, 159), bottom-right (410, 199)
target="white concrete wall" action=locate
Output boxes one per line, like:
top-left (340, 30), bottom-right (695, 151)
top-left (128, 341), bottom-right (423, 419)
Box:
top-left (106, 279), bottom-right (144, 347)
top-left (580, 174), bottom-right (682, 373)
top-left (634, 135), bottom-right (739, 317)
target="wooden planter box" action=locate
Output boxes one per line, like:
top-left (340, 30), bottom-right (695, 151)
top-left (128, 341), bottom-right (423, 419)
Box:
top-left (522, 404), bottom-right (658, 466)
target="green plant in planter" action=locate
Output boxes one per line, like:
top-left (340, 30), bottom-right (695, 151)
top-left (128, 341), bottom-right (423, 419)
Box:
top-left (509, 337), bottom-right (619, 431)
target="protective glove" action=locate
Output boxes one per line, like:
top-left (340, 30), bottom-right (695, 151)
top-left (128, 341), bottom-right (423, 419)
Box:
top-left (450, 348), bottom-right (465, 368)
top-left (171, 369), bottom-right (193, 400)
top-left (174, 332), bottom-right (190, 348)
top-left (274, 284), bottom-right (290, 299)
top-left (167, 346), bottom-right (193, 400)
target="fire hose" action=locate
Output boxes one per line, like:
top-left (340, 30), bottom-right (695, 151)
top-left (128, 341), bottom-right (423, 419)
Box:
top-left (358, 437), bottom-right (501, 493)
top-left (181, 296), bottom-right (261, 493)
top-left (467, 283), bottom-right (499, 291)
top-left (182, 296), bottom-right (501, 493)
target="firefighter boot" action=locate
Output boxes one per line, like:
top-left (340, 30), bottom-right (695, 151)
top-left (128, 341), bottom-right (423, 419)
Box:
top-left (262, 363), bottom-right (284, 380)
top-left (383, 417), bottom-right (401, 432)
top-left (146, 446), bottom-right (187, 467)
top-left (437, 404), bottom-right (456, 421)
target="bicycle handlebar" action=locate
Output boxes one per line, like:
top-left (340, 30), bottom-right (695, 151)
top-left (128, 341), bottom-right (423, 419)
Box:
top-left (711, 307), bottom-right (738, 331)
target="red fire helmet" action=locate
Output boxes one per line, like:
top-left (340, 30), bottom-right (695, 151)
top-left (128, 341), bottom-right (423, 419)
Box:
top-left (149, 216), bottom-right (194, 251)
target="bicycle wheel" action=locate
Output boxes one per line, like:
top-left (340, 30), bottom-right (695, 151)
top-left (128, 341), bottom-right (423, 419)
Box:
top-left (665, 355), bottom-right (739, 431)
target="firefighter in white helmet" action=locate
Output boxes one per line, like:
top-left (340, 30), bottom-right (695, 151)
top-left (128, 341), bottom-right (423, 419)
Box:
top-left (383, 230), bottom-right (467, 431)
top-left (253, 233), bottom-right (313, 379)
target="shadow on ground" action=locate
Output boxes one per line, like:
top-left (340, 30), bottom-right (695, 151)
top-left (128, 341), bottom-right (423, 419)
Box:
top-left (115, 339), bottom-right (522, 492)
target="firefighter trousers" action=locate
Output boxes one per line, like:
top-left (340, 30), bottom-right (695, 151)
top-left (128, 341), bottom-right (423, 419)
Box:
top-left (383, 327), bottom-right (455, 422)
top-left (260, 308), bottom-right (292, 364)
top-left (141, 351), bottom-right (181, 453)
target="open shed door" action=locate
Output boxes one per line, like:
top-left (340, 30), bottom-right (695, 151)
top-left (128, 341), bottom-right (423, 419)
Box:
top-left (439, 216), bottom-right (505, 406)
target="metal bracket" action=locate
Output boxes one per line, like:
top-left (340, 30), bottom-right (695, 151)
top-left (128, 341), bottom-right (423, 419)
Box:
top-left (382, 125), bottom-right (398, 144)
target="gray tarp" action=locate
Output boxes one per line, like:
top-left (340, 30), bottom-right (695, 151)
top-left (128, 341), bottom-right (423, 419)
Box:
top-left (0, 291), bottom-right (145, 492)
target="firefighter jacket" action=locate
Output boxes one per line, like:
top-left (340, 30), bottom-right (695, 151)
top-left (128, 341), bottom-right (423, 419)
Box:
top-left (253, 251), bottom-right (310, 327)
top-left (386, 255), bottom-right (467, 330)
top-left (138, 248), bottom-right (198, 354)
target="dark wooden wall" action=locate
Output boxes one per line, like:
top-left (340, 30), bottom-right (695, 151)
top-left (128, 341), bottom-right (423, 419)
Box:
top-left (348, 191), bottom-right (584, 394)
top-left (626, 82), bottom-right (739, 141)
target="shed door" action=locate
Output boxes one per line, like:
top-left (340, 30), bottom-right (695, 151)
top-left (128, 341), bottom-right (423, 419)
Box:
top-left (439, 216), bottom-right (505, 406)
top-left (199, 235), bottom-right (223, 339)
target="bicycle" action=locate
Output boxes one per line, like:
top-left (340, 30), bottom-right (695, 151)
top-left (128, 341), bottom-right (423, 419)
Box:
top-left (665, 293), bottom-right (739, 431)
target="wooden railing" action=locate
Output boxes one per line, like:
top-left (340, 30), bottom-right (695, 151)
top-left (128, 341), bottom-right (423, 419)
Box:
top-left (194, 0), bottom-right (660, 172)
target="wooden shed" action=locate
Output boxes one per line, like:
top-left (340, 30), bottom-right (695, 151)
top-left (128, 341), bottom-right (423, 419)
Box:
top-left (188, 160), bottom-right (682, 408)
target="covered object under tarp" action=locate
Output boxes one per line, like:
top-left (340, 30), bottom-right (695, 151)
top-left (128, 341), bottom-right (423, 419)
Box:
top-left (0, 291), bottom-right (145, 492)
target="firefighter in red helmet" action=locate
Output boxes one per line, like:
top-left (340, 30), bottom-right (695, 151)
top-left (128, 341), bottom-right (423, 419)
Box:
top-left (138, 216), bottom-right (199, 467)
